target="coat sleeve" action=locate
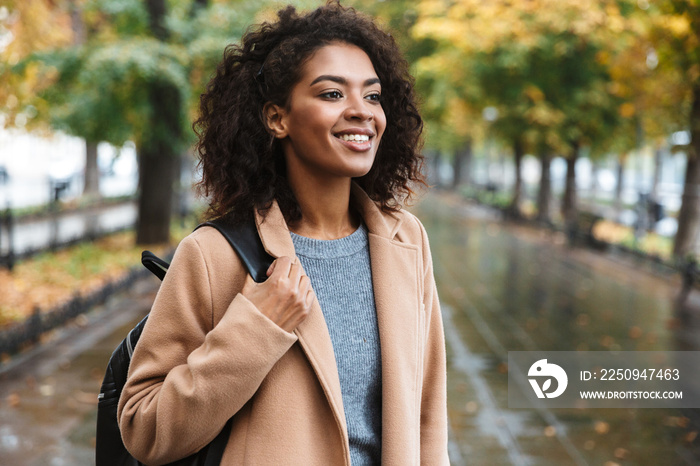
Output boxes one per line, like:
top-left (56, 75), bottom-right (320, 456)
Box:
top-left (117, 233), bottom-right (298, 465)
top-left (416, 218), bottom-right (450, 465)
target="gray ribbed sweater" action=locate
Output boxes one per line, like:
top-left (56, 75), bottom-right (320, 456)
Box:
top-left (290, 224), bottom-right (381, 466)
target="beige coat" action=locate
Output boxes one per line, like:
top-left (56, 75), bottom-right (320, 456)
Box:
top-left (118, 184), bottom-right (449, 465)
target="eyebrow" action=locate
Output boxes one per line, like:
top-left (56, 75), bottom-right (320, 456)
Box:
top-left (310, 75), bottom-right (381, 87)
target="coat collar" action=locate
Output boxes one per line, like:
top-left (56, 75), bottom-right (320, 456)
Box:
top-left (253, 182), bottom-right (403, 258)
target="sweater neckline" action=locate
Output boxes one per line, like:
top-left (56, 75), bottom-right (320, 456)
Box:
top-left (290, 224), bottom-right (368, 259)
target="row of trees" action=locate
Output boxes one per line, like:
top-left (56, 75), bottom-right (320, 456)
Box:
top-left (2, 0), bottom-right (700, 259)
top-left (0, 0), bottom-right (282, 243)
top-left (358, 0), bottom-right (700, 259)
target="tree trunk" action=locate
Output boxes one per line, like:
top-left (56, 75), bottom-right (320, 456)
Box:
top-left (83, 142), bottom-right (100, 198)
top-left (590, 160), bottom-right (599, 201)
top-left (452, 140), bottom-right (473, 189)
top-left (431, 151), bottom-right (443, 188)
top-left (536, 152), bottom-right (552, 223)
top-left (651, 145), bottom-right (663, 200)
top-left (508, 138), bottom-right (524, 216)
top-left (562, 144), bottom-right (579, 227)
top-left (614, 154), bottom-right (626, 217)
top-left (673, 91), bottom-right (700, 258)
top-left (145, 0), bottom-right (168, 41)
top-left (136, 0), bottom-right (182, 244)
top-left (136, 77), bottom-right (182, 244)
top-left (137, 142), bottom-right (179, 244)
top-left (673, 155), bottom-right (700, 258)
top-left (71, 0), bottom-right (101, 201)
top-left (69, 0), bottom-right (85, 44)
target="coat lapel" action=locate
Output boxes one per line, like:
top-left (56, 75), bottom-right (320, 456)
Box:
top-left (254, 204), bottom-right (349, 446)
top-left (353, 185), bottom-right (422, 461)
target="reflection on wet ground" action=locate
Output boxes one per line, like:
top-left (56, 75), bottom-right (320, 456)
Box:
top-left (413, 193), bottom-right (700, 465)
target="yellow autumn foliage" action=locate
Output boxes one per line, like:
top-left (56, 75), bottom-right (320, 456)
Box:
top-left (414, 0), bottom-right (629, 53)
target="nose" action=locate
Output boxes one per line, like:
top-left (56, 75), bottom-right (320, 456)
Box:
top-left (343, 95), bottom-right (374, 121)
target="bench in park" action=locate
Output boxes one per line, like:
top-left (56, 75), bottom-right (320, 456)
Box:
top-left (568, 211), bottom-right (606, 249)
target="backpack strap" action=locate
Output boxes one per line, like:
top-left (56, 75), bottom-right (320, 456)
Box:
top-left (196, 215), bottom-right (274, 283)
top-left (141, 250), bottom-right (169, 281)
top-left (201, 418), bottom-right (234, 466)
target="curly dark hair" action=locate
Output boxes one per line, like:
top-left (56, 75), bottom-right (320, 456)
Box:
top-left (194, 1), bottom-right (424, 223)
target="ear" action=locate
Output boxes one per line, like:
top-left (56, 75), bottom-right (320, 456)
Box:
top-left (263, 102), bottom-right (288, 139)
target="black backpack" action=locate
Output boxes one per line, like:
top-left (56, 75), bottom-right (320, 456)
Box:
top-left (96, 216), bottom-right (274, 466)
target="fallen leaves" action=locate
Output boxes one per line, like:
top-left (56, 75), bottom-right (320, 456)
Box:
top-left (595, 420), bottom-right (610, 434)
top-left (6, 392), bottom-right (20, 408)
top-left (0, 231), bottom-right (173, 328)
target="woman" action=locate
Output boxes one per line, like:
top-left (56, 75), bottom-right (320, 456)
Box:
top-left (117, 2), bottom-right (448, 465)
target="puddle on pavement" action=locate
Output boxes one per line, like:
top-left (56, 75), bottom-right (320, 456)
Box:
top-left (413, 194), bottom-right (700, 465)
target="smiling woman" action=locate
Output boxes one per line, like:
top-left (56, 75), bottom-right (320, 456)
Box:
top-left (116, 2), bottom-right (448, 465)
top-left (264, 42), bottom-right (388, 237)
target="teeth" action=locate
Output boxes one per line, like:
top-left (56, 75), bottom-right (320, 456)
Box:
top-left (339, 134), bottom-right (370, 142)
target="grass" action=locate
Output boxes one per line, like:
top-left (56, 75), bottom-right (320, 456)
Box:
top-left (0, 220), bottom-right (195, 329)
top-left (460, 185), bottom-right (676, 261)
top-left (592, 220), bottom-right (674, 260)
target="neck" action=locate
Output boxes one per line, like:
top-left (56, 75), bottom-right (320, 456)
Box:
top-left (286, 173), bottom-right (359, 240)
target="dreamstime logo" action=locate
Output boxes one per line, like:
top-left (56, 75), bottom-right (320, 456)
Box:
top-left (528, 359), bottom-right (568, 399)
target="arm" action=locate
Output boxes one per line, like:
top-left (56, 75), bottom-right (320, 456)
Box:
top-left (117, 233), bottom-right (298, 464)
top-left (417, 219), bottom-right (450, 465)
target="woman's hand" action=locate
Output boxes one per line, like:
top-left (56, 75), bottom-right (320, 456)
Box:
top-left (240, 256), bottom-right (314, 333)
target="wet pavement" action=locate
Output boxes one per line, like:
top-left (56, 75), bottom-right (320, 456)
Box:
top-left (412, 192), bottom-right (700, 465)
top-left (0, 191), bottom-right (698, 465)
top-left (0, 278), bottom-right (158, 466)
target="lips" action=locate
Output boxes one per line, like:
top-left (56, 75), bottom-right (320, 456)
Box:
top-left (333, 128), bottom-right (375, 152)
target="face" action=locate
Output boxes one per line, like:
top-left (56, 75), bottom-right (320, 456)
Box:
top-left (266, 43), bottom-right (386, 182)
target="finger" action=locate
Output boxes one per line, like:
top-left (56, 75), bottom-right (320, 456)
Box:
top-left (304, 287), bottom-right (315, 307)
top-left (299, 274), bottom-right (310, 291)
top-left (288, 261), bottom-right (303, 285)
top-left (270, 256), bottom-right (292, 278)
top-left (297, 275), bottom-right (310, 296)
top-left (266, 259), bottom-right (277, 276)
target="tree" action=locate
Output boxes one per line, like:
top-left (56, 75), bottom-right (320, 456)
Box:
top-left (0, 0), bottom-right (73, 130)
top-left (69, 0), bottom-right (100, 199)
top-left (6, 0), bottom-right (271, 244)
top-left (412, 49), bottom-right (484, 189)
top-left (413, 0), bottom-right (636, 222)
top-left (648, 0), bottom-right (700, 258)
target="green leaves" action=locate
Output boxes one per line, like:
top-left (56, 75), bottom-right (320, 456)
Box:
top-left (31, 38), bottom-right (189, 147)
top-left (83, 0), bottom-right (150, 36)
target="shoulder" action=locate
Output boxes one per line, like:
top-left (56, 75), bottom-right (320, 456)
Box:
top-left (170, 225), bottom-right (245, 277)
top-left (165, 225), bottom-right (248, 323)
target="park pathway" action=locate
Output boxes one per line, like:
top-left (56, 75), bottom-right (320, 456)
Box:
top-left (414, 192), bottom-right (700, 465)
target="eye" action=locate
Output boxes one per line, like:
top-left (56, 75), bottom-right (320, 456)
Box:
top-left (365, 93), bottom-right (381, 103)
top-left (320, 90), bottom-right (343, 99)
